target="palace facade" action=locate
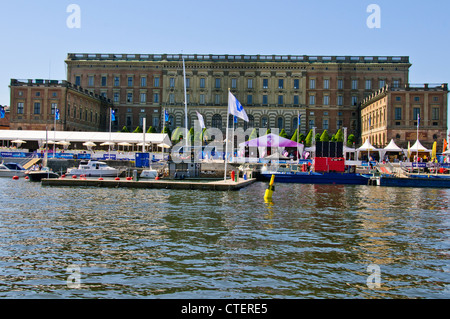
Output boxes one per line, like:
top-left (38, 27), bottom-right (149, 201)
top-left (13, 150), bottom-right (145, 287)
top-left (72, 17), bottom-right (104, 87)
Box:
top-left (64, 53), bottom-right (412, 141)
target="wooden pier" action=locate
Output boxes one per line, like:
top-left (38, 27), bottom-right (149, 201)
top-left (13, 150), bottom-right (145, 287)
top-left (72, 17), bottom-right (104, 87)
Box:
top-left (41, 177), bottom-right (257, 191)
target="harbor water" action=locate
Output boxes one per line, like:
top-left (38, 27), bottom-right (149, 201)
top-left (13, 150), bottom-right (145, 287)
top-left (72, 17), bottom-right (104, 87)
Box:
top-left (0, 178), bottom-right (449, 299)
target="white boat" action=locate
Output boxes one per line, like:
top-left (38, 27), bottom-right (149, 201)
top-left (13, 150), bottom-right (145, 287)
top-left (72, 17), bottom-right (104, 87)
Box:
top-left (66, 160), bottom-right (123, 177)
top-left (140, 169), bottom-right (158, 179)
top-left (0, 162), bottom-right (27, 177)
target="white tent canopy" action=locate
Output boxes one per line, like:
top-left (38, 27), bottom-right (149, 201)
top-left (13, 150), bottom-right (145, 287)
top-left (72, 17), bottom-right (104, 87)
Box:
top-left (356, 139), bottom-right (380, 160)
top-left (409, 139), bottom-right (431, 153)
top-left (0, 130), bottom-right (172, 147)
top-left (357, 139), bottom-right (378, 151)
top-left (383, 139), bottom-right (403, 152)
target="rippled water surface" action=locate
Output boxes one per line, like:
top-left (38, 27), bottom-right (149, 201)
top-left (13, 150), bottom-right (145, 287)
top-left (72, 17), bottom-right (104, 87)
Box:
top-left (0, 178), bottom-right (449, 298)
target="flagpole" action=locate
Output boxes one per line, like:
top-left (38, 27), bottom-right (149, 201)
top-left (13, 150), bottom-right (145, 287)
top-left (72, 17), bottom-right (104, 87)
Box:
top-left (297, 110), bottom-right (300, 161)
top-left (224, 90), bottom-right (230, 181)
top-left (182, 57), bottom-right (188, 155)
top-left (109, 107), bottom-right (112, 159)
top-left (162, 108), bottom-right (166, 162)
top-left (53, 108), bottom-right (56, 158)
top-left (416, 113), bottom-right (420, 171)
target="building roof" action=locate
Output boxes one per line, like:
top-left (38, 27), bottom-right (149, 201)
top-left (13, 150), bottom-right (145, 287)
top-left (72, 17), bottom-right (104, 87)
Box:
top-left (0, 130), bottom-right (171, 146)
top-left (66, 53), bottom-right (411, 64)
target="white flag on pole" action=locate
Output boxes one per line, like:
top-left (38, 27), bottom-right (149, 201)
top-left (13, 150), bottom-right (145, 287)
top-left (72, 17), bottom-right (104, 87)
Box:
top-left (196, 111), bottom-right (205, 129)
top-left (228, 91), bottom-right (248, 122)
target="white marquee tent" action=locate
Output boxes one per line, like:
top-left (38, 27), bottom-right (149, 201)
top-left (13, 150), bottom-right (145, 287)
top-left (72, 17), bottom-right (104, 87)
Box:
top-left (0, 130), bottom-right (172, 147)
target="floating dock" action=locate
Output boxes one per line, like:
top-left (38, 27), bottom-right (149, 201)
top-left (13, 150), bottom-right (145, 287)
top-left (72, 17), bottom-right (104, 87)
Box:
top-left (41, 177), bottom-right (256, 191)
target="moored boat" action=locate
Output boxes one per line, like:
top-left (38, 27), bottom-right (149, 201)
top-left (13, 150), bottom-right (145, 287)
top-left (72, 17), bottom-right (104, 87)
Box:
top-left (378, 174), bottom-right (450, 188)
top-left (259, 170), bottom-right (370, 185)
top-left (0, 162), bottom-right (27, 177)
top-left (66, 160), bottom-right (124, 177)
top-left (259, 158), bottom-right (371, 185)
top-left (26, 168), bottom-right (60, 182)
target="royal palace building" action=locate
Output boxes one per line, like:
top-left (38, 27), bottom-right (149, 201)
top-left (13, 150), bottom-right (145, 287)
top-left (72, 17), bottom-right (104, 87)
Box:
top-left (64, 53), bottom-right (412, 141)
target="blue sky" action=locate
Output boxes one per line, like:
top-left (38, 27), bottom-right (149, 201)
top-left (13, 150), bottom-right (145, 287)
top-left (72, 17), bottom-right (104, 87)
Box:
top-left (0, 0), bottom-right (449, 106)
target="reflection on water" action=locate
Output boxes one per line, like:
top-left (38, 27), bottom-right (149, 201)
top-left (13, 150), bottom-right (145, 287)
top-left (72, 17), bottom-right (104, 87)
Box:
top-left (0, 178), bottom-right (448, 298)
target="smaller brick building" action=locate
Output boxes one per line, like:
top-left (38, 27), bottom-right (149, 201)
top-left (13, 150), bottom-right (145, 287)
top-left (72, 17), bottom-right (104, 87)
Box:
top-left (360, 83), bottom-right (448, 150)
top-left (9, 79), bottom-right (113, 131)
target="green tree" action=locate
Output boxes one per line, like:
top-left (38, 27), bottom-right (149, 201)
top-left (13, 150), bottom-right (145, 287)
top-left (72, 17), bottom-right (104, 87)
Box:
top-left (335, 129), bottom-right (344, 142)
top-left (171, 127), bottom-right (183, 143)
top-left (161, 126), bottom-right (171, 138)
top-left (279, 128), bottom-right (288, 138)
top-left (133, 126), bottom-right (143, 133)
top-left (188, 127), bottom-right (195, 143)
top-left (305, 129), bottom-right (313, 147)
top-left (146, 126), bottom-right (156, 133)
top-left (298, 133), bottom-right (305, 144)
top-left (315, 133), bottom-right (321, 142)
top-left (331, 134), bottom-right (337, 142)
top-left (347, 134), bottom-right (356, 147)
top-left (120, 126), bottom-right (130, 133)
top-left (248, 128), bottom-right (258, 141)
top-left (320, 130), bottom-right (330, 142)
top-left (265, 128), bottom-right (271, 135)
top-left (291, 129), bottom-right (298, 142)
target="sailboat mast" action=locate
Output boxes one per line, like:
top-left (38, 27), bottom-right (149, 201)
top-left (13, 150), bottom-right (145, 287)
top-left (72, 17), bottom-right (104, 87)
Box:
top-left (183, 57), bottom-right (188, 150)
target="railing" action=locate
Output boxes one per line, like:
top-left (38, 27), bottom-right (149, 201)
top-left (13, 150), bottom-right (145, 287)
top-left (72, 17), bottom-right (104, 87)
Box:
top-left (67, 53), bottom-right (410, 64)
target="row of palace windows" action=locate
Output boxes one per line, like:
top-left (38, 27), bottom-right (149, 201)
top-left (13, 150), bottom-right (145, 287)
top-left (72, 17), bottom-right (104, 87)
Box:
top-left (166, 93), bottom-right (301, 106)
top-left (164, 114), bottom-right (343, 132)
top-left (309, 78), bottom-right (401, 90)
top-left (75, 75), bottom-right (161, 88)
top-left (169, 78), bottom-right (301, 90)
top-left (16, 102), bottom-right (59, 115)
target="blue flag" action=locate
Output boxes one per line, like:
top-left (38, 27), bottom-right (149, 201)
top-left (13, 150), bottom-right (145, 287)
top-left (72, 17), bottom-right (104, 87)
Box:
top-left (298, 114), bottom-right (302, 125)
top-left (417, 113), bottom-right (420, 127)
top-left (55, 108), bottom-right (60, 120)
top-left (234, 116), bottom-right (237, 124)
top-left (0, 106), bottom-right (4, 119)
top-left (164, 110), bottom-right (169, 122)
top-left (111, 109), bottom-right (116, 121)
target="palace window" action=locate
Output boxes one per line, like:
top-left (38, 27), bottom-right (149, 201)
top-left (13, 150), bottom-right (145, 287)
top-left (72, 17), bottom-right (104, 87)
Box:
top-left (200, 78), bottom-right (206, 88)
top-left (263, 78), bottom-right (268, 89)
top-left (140, 77), bottom-right (147, 87)
top-left (432, 107), bottom-right (439, 120)
top-left (34, 102), bottom-right (41, 114)
top-left (294, 79), bottom-right (300, 89)
top-left (395, 107), bottom-right (402, 120)
top-left (17, 102), bottom-right (24, 114)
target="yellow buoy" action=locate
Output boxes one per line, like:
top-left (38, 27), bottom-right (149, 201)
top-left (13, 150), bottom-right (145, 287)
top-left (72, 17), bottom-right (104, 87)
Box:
top-left (264, 174), bottom-right (275, 201)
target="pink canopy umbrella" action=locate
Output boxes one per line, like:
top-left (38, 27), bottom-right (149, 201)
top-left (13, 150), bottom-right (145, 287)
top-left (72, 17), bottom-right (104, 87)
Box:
top-left (241, 133), bottom-right (303, 148)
